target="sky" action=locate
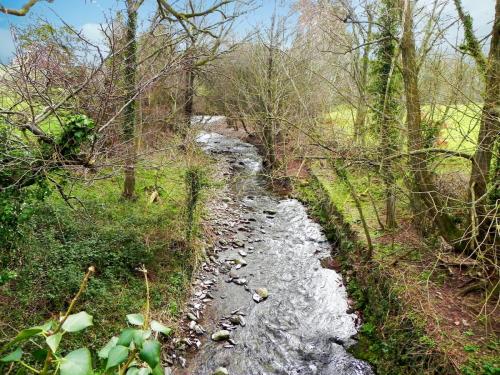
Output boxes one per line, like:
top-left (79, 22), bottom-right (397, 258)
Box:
top-left (0, 0), bottom-right (496, 62)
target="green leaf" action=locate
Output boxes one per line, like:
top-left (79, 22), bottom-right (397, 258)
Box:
top-left (33, 348), bottom-right (48, 362)
top-left (34, 321), bottom-right (53, 334)
top-left (132, 330), bottom-right (146, 348)
top-left (126, 314), bottom-right (145, 326)
top-left (126, 368), bottom-right (152, 375)
top-left (62, 311), bottom-right (93, 333)
top-left (151, 364), bottom-right (163, 375)
top-left (150, 321), bottom-right (172, 336)
top-left (1, 348), bottom-right (22, 363)
top-left (117, 328), bottom-right (136, 347)
top-left (98, 336), bottom-right (118, 359)
top-left (60, 348), bottom-right (92, 375)
top-left (139, 340), bottom-right (160, 370)
top-left (46, 333), bottom-right (63, 353)
top-left (106, 345), bottom-right (129, 370)
top-left (126, 368), bottom-right (141, 375)
top-left (6, 327), bottom-right (43, 348)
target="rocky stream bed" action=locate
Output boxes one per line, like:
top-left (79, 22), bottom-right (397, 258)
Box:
top-left (170, 130), bottom-right (373, 375)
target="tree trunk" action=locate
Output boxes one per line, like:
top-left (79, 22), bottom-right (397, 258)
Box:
top-left (122, 0), bottom-right (139, 199)
top-left (264, 14), bottom-right (277, 170)
top-left (400, 0), bottom-right (462, 246)
top-left (183, 55), bottom-right (195, 135)
top-left (376, 0), bottom-right (400, 229)
top-left (353, 11), bottom-right (373, 145)
top-left (468, 0), bottom-right (499, 249)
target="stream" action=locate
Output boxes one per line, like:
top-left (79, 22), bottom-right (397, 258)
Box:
top-left (179, 130), bottom-right (373, 375)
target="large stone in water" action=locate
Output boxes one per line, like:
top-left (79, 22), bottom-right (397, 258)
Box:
top-left (253, 288), bottom-right (269, 303)
top-left (211, 330), bottom-right (230, 341)
top-left (213, 367), bottom-right (229, 375)
top-left (233, 258), bottom-right (247, 266)
top-left (229, 315), bottom-right (246, 327)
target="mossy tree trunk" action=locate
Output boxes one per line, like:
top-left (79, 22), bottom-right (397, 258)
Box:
top-left (183, 57), bottom-right (195, 133)
top-left (467, 0), bottom-right (499, 251)
top-left (353, 10), bottom-right (373, 145)
top-left (454, 0), bottom-right (499, 252)
top-left (264, 13), bottom-right (277, 170)
top-left (373, 0), bottom-right (401, 229)
top-left (399, 0), bottom-right (463, 246)
top-left (122, 0), bottom-right (142, 199)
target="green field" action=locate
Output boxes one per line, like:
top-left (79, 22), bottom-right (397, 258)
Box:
top-left (325, 103), bottom-right (481, 153)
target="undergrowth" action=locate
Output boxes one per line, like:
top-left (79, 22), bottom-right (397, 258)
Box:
top-left (0, 155), bottom-right (209, 352)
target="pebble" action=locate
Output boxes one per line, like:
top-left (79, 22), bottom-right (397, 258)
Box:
top-left (178, 357), bottom-right (186, 368)
top-left (194, 324), bottom-right (205, 335)
top-left (187, 312), bottom-right (197, 321)
top-left (229, 315), bottom-right (246, 326)
top-left (213, 367), bottom-right (229, 375)
top-left (253, 288), bottom-right (269, 303)
top-left (211, 330), bottom-right (231, 341)
top-left (233, 258), bottom-right (247, 266)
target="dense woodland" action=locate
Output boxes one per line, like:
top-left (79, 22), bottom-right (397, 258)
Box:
top-left (0, 0), bottom-right (498, 374)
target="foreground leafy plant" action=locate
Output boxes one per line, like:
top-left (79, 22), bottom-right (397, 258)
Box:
top-left (0, 266), bottom-right (171, 374)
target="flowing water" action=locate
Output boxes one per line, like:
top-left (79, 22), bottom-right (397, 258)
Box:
top-left (185, 131), bottom-right (373, 375)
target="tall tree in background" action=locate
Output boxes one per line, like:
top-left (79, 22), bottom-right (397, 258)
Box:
top-left (263, 12), bottom-right (278, 169)
top-left (454, 0), bottom-right (499, 252)
top-left (372, 0), bottom-right (401, 228)
top-left (399, 0), bottom-right (463, 246)
top-left (352, 5), bottom-right (373, 145)
top-left (122, 0), bottom-right (144, 199)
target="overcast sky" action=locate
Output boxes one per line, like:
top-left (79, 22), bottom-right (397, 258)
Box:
top-left (0, 0), bottom-right (496, 62)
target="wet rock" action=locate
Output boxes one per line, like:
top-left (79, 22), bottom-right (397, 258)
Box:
top-left (229, 315), bottom-right (246, 327)
top-left (238, 250), bottom-right (247, 257)
top-left (211, 330), bottom-right (231, 341)
top-left (263, 209), bottom-right (276, 215)
top-left (213, 367), bottom-right (229, 375)
top-left (233, 258), bottom-right (247, 266)
top-left (233, 278), bottom-right (247, 285)
top-left (232, 239), bottom-right (245, 248)
top-left (178, 357), bottom-right (186, 368)
top-left (253, 288), bottom-right (269, 303)
top-left (194, 324), bottom-right (205, 335)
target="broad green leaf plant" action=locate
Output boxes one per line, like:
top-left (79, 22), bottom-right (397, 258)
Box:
top-left (0, 266), bottom-right (171, 374)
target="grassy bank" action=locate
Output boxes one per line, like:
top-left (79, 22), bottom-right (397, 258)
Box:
top-left (0, 145), bottom-right (211, 353)
top-left (295, 175), bottom-right (499, 375)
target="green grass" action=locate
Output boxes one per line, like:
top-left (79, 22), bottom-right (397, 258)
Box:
top-left (0, 150), bottom-right (210, 351)
top-left (326, 103), bottom-right (481, 154)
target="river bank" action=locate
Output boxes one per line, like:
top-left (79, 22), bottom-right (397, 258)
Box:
top-left (296, 173), bottom-right (499, 375)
